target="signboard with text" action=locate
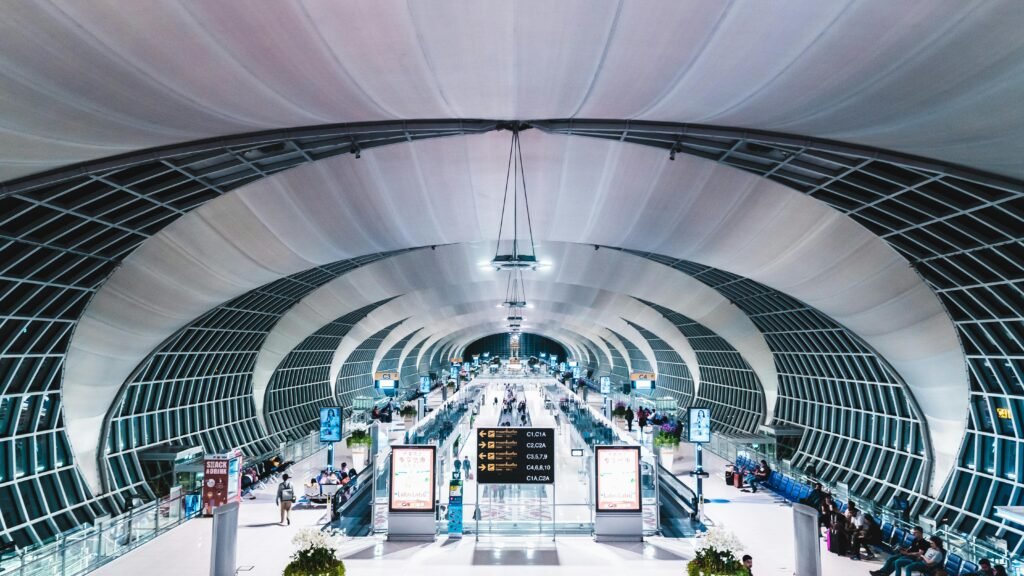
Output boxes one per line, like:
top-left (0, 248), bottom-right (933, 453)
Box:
top-left (420, 376), bottom-right (432, 394)
top-left (476, 428), bottom-right (555, 484)
top-left (600, 376), bottom-right (611, 394)
top-left (595, 446), bottom-right (641, 512)
top-left (389, 445), bottom-right (436, 512)
top-left (630, 371), bottom-right (656, 391)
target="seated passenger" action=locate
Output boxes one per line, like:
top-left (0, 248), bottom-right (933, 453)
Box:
top-left (967, 559), bottom-right (994, 576)
top-left (869, 526), bottom-right (930, 576)
top-left (849, 512), bottom-right (879, 560)
top-left (744, 460), bottom-right (771, 493)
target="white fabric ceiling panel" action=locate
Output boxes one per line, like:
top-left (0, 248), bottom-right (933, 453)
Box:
top-left (64, 132), bottom-right (963, 495)
top-left (1, 1), bottom-right (1021, 181)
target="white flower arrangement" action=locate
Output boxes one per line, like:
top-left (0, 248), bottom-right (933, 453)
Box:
top-left (695, 526), bottom-right (745, 558)
top-left (291, 527), bottom-right (342, 553)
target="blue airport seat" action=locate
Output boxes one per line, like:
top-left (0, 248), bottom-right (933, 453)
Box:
top-left (900, 532), bottom-right (914, 548)
top-left (786, 480), bottom-right (800, 501)
top-left (943, 553), bottom-right (962, 574)
top-left (893, 528), bottom-right (906, 548)
top-left (797, 485), bottom-right (811, 501)
top-left (960, 561), bottom-right (978, 575)
top-left (881, 522), bottom-right (894, 543)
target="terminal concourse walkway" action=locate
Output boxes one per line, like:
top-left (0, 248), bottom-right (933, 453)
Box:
top-left (90, 378), bottom-right (879, 575)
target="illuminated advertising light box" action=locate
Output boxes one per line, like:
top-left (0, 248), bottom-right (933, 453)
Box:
top-left (420, 376), bottom-right (431, 394)
top-left (687, 406), bottom-right (712, 443)
top-left (600, 376), bottom-right (611, 394)
top-left (319, 407), bottom-right (342, 442)
top-left (389, 445), bottom-right (436, 512)
top-left (595, 446), bottom-right (641, 512)
top-left (568, 360), bottom-right (578, 368)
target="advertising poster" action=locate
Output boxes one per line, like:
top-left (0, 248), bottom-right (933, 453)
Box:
top-left (202, 457), bottom-right (230, 515)
top-left (390, 446), bottom-right (436, 512)
top-left (600, 376), bottom-right (611, 394)
top-left (688, 407), bottom-right (712, 443)
top-left (447, 479), bottom-right (464, 537)
top-left (595, 446), bottom-right (641, 512)
top-left (319, 407), bottom-right (342, 443)
top-left (226, 457), bottom-right (241, 499)
top-left (420, 376), bottom-right (432, 394)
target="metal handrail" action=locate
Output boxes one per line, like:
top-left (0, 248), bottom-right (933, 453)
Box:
top-left (0, 431), bottom-right (324, 576)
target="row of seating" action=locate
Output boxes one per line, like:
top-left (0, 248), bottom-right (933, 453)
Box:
top-left (734, 455), bottom-right (983, 575)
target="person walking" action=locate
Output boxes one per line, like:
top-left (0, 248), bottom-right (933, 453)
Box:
top-left (276, 473), bottom-right (295, 525)
top-left (625, 406), bottom-right (634, 432)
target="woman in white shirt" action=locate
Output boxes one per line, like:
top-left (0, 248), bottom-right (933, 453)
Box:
top-left (895, 536), bottom-right (944, 576)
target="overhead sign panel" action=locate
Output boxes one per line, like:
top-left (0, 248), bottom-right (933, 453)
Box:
top-left (476, 428), bottom-right (554, 484)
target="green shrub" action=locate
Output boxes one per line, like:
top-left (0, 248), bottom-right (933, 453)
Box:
top-left (346, 429), bottom-right (371, 448)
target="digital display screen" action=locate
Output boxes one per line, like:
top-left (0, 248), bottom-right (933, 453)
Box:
top-left (595, 446), bottom-right (641, 512)
top-left (633, 379), bottom-right (654, 390)
top-left (227, 458), bottom-right (240, 497)
top-left (378, 379), bottom-right (396, 390)
top-left (420, 376), bottom-right (431, 394)
top-left (568, 360), bottom-right (578, 368)
top-left (319, 407), bottom-right (342, 442)
top-left (688, 407), bottom-right (711, 443)
top-left (389, 446), bottom-right (436, 512)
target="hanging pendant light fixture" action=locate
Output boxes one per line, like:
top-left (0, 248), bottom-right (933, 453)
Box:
top-left (491, 127), bottom-right (539, 271)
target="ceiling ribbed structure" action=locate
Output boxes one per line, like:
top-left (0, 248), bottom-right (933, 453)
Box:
top-left (1, 0), bottom-right (1023, 557)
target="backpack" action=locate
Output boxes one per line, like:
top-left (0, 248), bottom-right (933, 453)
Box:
top-left (280, 482), bottom-right (294, 502)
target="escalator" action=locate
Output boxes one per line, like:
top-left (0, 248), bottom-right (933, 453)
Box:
top-left (548, 384), bottom-right (703, 537)
top-left (657, 464), bottom-right (702, 537)
top-left (328, 473), bottom-right (373, 536)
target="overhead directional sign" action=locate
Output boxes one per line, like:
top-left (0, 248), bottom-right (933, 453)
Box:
top-left (476, 428), bottom-right (555, 484)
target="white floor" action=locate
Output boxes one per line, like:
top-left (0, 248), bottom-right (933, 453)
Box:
top-left (93, 379), bottom-right (882, 575)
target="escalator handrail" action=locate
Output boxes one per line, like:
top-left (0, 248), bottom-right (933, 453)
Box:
top-left (330, 465), bottom-right (373, 521)
top-left (657, 463), bottom-right (699, 517)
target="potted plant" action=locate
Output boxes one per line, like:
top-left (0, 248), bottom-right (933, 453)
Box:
top-left (686, 527), bottom-right (747, 576)
top-left (611, 401), bottom-right (628, 429)
top-left (347, 428), bottom-right (371, 469)
top-left (284, 527), bottom-right (345, 576)
top-left (399, 404), bottom-right (418, 426)
top-left (654, 422), bottom-right (681, 470)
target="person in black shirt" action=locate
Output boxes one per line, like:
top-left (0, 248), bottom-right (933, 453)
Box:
top-left (869, 525), bottom-right (929, 576)
top-left (967, 559), bottom-right (994, 576)
top-left (745, 460), bottom-right (771, 493)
